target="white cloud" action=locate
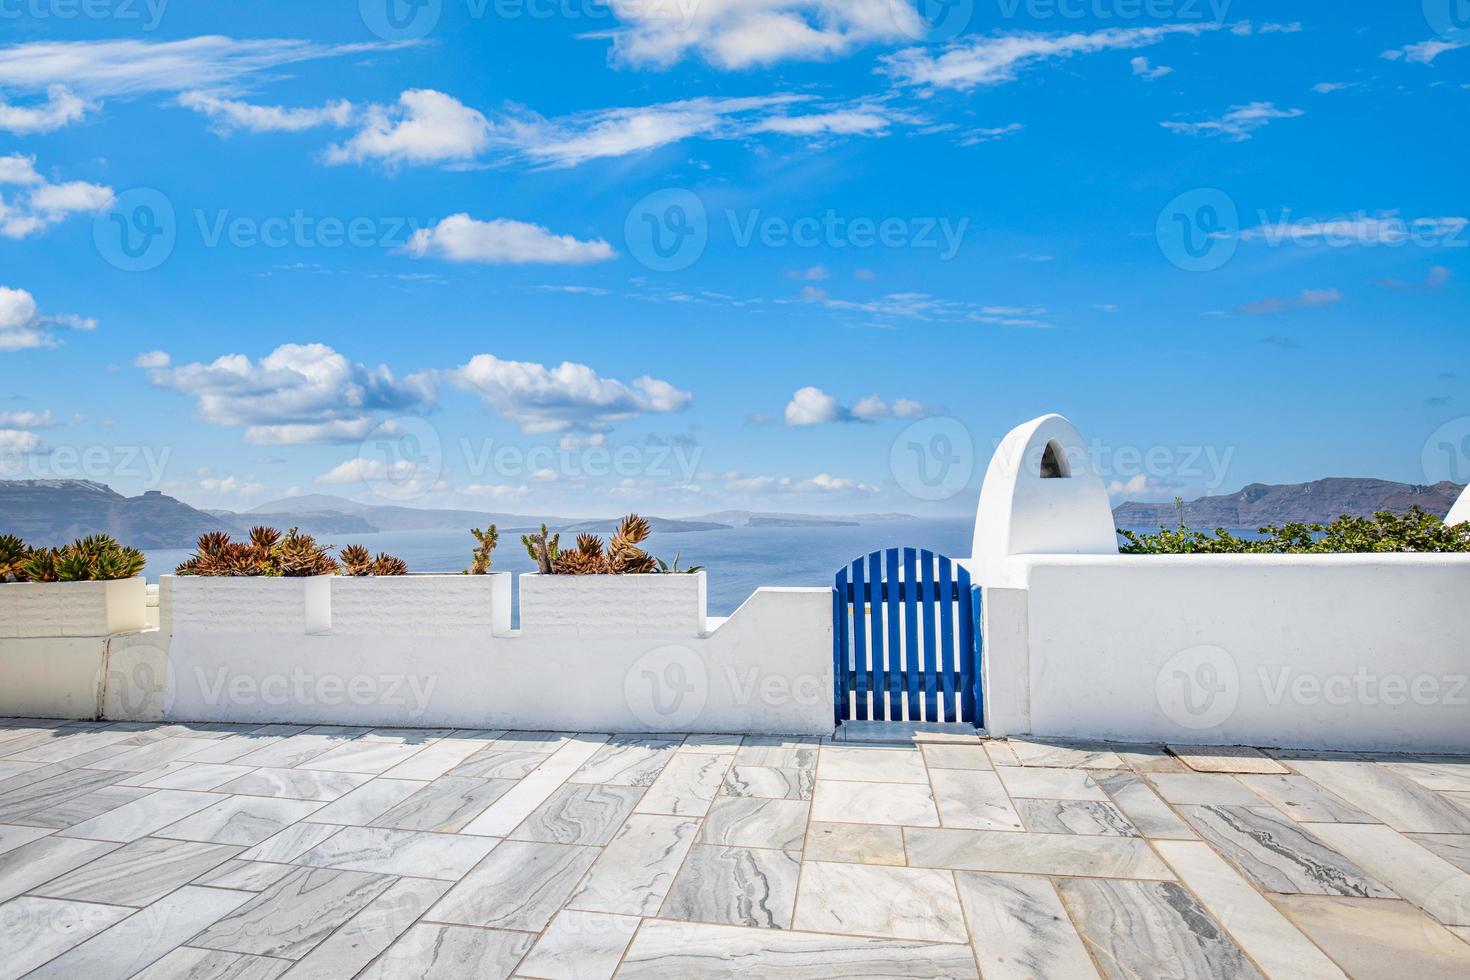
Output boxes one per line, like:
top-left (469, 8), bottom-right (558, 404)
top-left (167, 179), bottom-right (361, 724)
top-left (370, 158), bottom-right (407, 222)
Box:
top-left (1108, 473), bottom-right (1184, 502)
top-left (600, 0), bottom-right (922, 70)
top-left (1312, 81), bottom-right (1358, 94)
top-left (0, 428), bottom-right (43, 456)
top-left (132, 350), bottom-right (171, 368)
top-left (958, 123), bottom-right (1024, 146)
top-left (1130, 56), bottom-right (1172, 80)
top-left (499, 94), bottom-right (807, 168)
top-left (0, 85), bottom-right (90, 134)
top-left (815, 291), bottom-right (1052, 328)
top-left (316, 457), bottom-right (426, 489)
top-left (405, 214), bottom-right (617, 265)
top-left (1382, 39), bottom-right (1466, 64)
top-left (1161, 101), bottom-right (1303, 141)
top-left (179, 90), bottom-right (354, 133)
top-left (1239, 212), bottom-right (1468, 246)
top-left (0, 285), bottom-right (96, 351)
top-left (751, 108), bottom-right (890, 136)
top-left (784, 386), bottom-right (930, 425)
top-left (446, 354), bottom-right (693, 434)
top-left (723, 470), bottom-right (878, 494)
top-left (140, 342), bottom-right (435, 445)
top-left (882, 23), bottom-right (1219, 91)
top-left (1238, 288), bottom-right (1343, 316)
top-left (1233, 21), bottom-right (1304, 36)
top-left (325, 89), bottom-right (491, 167)
top-left (0, 153), bottom-right (114, 239)
top-left (0, 37), bottom-right (404, 99)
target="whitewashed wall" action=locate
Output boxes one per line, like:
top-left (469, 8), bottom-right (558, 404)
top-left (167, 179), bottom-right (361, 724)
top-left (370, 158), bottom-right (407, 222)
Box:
top-left (105, 576), bottom-right (832, 736)
top-left (982, 554), bottom-right (1470, 752)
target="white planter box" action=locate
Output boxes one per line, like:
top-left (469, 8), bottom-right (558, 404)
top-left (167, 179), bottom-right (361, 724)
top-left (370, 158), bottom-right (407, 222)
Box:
top-left (161, 575), bottom-right (332, 635)
top-left (0, 577), bottom-right (147, 638)
top-left (519, 571), bottom-right (707, 636)
top-left (331, 574), bottom-right (511, 635)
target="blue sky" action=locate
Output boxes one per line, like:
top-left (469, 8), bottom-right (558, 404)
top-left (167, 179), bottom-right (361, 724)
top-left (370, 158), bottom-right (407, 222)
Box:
top-left (0, 0), bottom-right (1465, 517)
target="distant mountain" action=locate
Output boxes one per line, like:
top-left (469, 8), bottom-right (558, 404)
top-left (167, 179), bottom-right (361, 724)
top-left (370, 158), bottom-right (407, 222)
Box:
top-left (242, 494), bottom-right (566, 533)
top-left (693, 510), bottom-right (919, 528)
top-left (0, 480), bottom-right (232, 548)
top-left (1114, 478), bottom-right (1466, 528)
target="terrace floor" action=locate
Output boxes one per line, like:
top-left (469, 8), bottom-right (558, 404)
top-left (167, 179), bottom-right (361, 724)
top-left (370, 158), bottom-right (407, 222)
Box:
top-left (1, 721), bottom-right (1468, 979)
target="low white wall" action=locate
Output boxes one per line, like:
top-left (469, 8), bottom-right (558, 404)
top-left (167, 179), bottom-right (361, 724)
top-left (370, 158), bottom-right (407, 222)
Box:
top-left (108, 584), bottom-right (831, 736)
top-left (983, 554), bottom-right (1470, 752)
top-left (0, 637), bottom-right (110, 718)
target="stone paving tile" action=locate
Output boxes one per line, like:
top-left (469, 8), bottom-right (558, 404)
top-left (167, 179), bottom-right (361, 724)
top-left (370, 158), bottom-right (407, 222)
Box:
top-left (1167, 744), bottom-right (1291, 774)
top-left (616, 919), bottom-right (981, 979)
top-left (358, 923), bottom-right (532, 980)
top-left (662, 844), bottom-right (801, 929)
top-left (9, 726), bottom-right (1470, 979)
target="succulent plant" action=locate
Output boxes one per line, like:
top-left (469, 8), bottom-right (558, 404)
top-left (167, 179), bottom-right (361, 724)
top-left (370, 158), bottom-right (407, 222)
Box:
top-left (0, 534), bottom-right (29, 582)
top-left (340, 544), bottom-right (409, 577)
top-left (8, 534), bottom-right (143, 582)
top-left (543, 514), bottom-right (683, 575)
top-left (521, 524), bottom-right (560, 575)
top-left (468, 524), bottom-right (499, 575)
top-left (177, 527), bottom-right (338, 577)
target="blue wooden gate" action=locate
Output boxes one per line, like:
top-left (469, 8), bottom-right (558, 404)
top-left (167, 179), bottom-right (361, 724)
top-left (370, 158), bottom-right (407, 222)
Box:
top-left (832, 549), bottom-right (983, 727)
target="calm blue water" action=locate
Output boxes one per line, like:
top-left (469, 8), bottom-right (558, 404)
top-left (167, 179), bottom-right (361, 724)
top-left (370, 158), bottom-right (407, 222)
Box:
top-left (143, 519), bottom-right (975, 617)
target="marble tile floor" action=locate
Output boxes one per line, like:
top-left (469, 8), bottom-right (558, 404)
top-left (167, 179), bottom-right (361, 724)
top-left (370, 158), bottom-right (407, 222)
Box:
top-left (1, 720), bottom-right (1468, 979)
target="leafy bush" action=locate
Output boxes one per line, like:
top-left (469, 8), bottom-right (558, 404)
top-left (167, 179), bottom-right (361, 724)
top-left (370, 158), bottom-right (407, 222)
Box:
top-left (176, 526), bottom-right (340, 577)
top-left (0, 534), bottom-right (145, 582)
top-left (1119, 507), bottom-right (1470, 555)
top-left (340, 545), bottom-right (409, 577)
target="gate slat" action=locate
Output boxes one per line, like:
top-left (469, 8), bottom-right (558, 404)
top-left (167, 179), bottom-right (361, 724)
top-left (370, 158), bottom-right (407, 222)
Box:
top-left (919, 550), bottom-right (938, 722)
top-left (971, 585), bottom-right (984, 728)
top-left (833, 567), bottom-right (848, 725)
top-left (851, 558), bottom-right (868, 721)
top-left (867, 552), bottom-right (885, 721)
top-left (957, 565), bottom-right (976, 725)
top-left (902, 548), bottom-right (920, 721)
top-left (937, 554), bottom-right (957, 723)
top-left (884, 548), bottom-right (901, 722)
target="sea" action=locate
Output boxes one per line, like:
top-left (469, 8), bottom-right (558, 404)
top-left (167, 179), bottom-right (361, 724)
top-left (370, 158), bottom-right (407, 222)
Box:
top-left (142, 519), bottom-right (975, 617)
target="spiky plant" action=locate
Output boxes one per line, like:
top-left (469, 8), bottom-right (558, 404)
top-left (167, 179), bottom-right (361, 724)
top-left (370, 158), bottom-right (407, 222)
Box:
top-left (370, 554), bottom-right (409, 576)
top-left (521, 524), bottom-right (560, 575)
top-left (0, 534), bottom-right (30, 582)
top-left (468, 524), bottom-right (499, 575)
top-left (339, 544), bottom-right (374, 577)
top-left (276, 528), bottom-right (339, 577)
top-left (177, 527), bottom-right (338, 577)
top-left (553, 535), bottom-right (606, 575)
top-left (607, 514), bottom-right (656, 574)
top-left (21, 547), bottom-right (58, 582)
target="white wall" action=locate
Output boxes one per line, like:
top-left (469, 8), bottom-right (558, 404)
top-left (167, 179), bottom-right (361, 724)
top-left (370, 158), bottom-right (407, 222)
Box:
top-left (983, 554), bottom-right (1470, 752)
top-left (971, 415), bottom-right (1117, 589)
top-left (109, 584), bottom-right (832, 736)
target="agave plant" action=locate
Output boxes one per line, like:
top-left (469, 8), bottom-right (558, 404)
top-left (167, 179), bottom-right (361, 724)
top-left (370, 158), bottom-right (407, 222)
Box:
top-left (340, 544), bottom-right (409, 577)
top-left (0, 534), bottom-right (29, 583)
top-left (9, 534), bottom-right (144, 582)
top-left (549, 514), bottom-right (677, 575)
top-left (467, 524), bottom-right (498, 575)
top-left (176, 526), bottom-right (339, 577)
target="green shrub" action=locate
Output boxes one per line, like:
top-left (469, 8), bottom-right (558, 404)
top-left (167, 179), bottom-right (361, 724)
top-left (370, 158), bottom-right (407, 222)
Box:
top-left (2, 534), bottom-right (145, 582)
top-left (1119, 507), bottom-right (1470, 555)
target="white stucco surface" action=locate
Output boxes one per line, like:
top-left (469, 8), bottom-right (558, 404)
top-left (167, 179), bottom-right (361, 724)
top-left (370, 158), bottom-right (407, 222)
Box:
top-left (970, 415), bottom-right (1117, 589)
top-left (1448, 483), bottom-right (1470, 528)
top-left (0, 577), bottom-right (147, 638)
top-left (983, 554), bottom-right (1470, 752)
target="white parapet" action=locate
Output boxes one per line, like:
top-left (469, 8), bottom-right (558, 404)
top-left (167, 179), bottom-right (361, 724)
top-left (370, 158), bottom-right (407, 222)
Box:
top-left (331, 574), bottom-right (511, 636)
top-left (519, 571), bottom-right (707, 636)
top-left (0, 577), bottom-right (147, 638)
top-left (982, 553), bottom-right (1470, 752)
